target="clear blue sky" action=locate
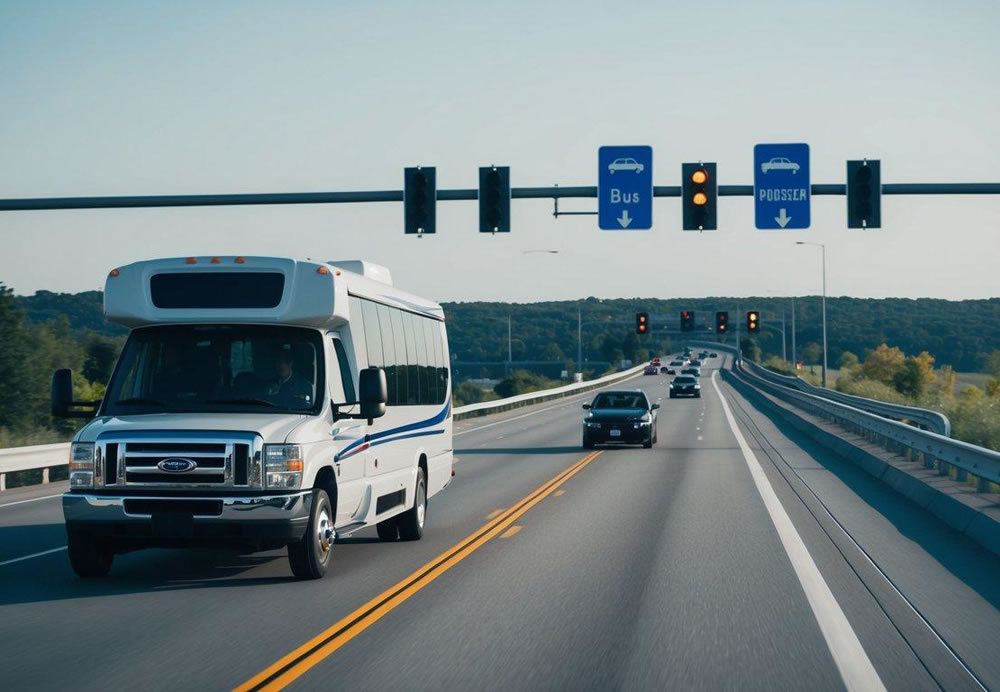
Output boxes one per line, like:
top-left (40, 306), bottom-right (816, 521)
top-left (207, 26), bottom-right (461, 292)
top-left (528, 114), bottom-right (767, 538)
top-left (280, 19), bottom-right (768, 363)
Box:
top-left (1, 0), bottom-right (998, 301)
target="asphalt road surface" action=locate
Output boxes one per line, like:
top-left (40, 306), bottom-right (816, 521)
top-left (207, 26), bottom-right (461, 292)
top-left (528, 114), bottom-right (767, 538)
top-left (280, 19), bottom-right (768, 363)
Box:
top-left (1, 357), bottom-right (998, 691)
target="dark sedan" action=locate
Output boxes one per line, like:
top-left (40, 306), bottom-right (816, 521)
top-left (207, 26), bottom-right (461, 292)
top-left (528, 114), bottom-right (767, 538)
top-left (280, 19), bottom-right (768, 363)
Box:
top-left (681, 366), bottom-right (701, 377)
top-left (669, 374), bottom-right (701, 398)
top-left (582, 390), bottom-right (659, 449)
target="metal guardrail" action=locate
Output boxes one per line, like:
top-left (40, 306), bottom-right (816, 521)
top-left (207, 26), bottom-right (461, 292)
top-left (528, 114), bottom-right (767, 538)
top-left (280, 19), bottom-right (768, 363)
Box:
top-left (0, 366), bottom-right (646, 491)
top-left (681, 340), bottom-right (951, 436)
top-left (453, 364), bottom-right (646, 420)
top-left (739, 359), bottom-right (951, 436)
top-left (0, 442), bottom-right (68, 491)
top-left (730, 359), bottom-right (1000, 491)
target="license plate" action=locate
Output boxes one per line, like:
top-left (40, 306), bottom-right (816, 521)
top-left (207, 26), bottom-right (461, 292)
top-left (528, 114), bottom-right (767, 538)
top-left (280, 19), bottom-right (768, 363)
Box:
top-left (609, 429), bottom-right (621, 437)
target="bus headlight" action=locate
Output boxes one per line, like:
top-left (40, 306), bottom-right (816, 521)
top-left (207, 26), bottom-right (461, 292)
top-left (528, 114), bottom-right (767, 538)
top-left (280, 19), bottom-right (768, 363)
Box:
top-left (69, 442), bottom-right (95, 488)
top-left (264, 444), bottom-right (303, 489)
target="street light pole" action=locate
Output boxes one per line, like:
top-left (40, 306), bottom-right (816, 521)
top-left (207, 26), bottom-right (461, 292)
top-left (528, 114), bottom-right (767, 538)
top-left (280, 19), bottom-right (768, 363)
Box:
top-left (577, 305), bottom-right (582, 378)
top-left (791, 296), bottom-right (796, 367)
top-left (506, 313), bottom-right (512, 377)
top-left (796, 242), bottom-right (828, 388)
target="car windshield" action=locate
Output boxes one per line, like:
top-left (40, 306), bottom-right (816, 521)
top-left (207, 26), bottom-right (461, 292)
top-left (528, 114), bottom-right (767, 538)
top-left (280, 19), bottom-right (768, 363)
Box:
top-left (591, 393), bottom-right (647, 410)
top-left (102, 324), bottom-right (325, 416)
top-left (674, 376), bottom-right (696, 384)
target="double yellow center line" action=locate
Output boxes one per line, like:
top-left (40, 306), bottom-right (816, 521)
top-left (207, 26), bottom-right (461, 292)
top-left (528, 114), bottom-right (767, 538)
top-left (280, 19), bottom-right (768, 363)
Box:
top-left (235, 449), bottom-right (603, 691)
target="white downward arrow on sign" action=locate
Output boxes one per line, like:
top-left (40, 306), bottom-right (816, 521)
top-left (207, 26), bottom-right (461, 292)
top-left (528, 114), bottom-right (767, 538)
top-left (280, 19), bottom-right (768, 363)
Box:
top-left (775, 208), bottom-right (791, 228)
top-left (618, 209), bottom-right (632, 228)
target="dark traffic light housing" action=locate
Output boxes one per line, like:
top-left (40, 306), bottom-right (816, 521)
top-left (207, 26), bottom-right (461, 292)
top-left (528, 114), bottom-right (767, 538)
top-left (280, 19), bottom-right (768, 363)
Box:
top-left (682, 162), bottom-right (717, 231)
top-left (747, 310), bottom-right (760, 333)
top-left (846, 160), bottom-right (881, 229)
top-left (636, 312), bottom-right (649, 335)
top-left (716, 311), bottom-right (729, 334)
top-left (479, 166), bottom-right (511, 233)
top-left (680, 310), bottom-right (695, 332)
top-left (404, 167), bottom-right (437, 235)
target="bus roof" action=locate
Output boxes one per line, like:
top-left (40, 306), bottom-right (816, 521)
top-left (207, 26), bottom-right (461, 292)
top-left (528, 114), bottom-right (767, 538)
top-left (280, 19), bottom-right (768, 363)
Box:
top-left (104, 256), bottom-right (443, 329)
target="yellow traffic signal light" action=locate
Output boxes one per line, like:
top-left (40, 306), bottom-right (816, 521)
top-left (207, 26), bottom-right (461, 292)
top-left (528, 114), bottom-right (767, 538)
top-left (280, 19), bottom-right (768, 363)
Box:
top-left (693, 192), bottom-right (708, 206)
top-left (691, 168), bottom-right (708, 185)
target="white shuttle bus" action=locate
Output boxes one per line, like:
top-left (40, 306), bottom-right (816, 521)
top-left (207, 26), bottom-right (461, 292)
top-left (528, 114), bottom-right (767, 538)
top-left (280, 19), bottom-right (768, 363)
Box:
top-left (55, 256), bottom-right (453, 579)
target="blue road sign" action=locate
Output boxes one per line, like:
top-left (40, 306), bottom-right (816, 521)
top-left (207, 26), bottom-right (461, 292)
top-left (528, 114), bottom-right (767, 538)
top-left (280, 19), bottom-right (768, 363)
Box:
top-left (753, 143), bottom-right (810, 229)
top-left (598, 145), bottom-right (653, 230)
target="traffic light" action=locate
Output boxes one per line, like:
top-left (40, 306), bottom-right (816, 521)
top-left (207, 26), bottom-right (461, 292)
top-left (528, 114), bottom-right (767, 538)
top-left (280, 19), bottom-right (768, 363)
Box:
top-left (680, 310), bottom-right (695, 332)
top-left (747, 310), bottom-right (760, 333)
top-left (846, 159), bottom-right (881, 229)
top-left (479, 166), bottom-right (511, 233)
top-left (636, 312), bottom-right (649, 335)
top-left (716, 311), bottom-right (729, 334)
top-left (404, 166), bottom-right (436, 235)
top-left (682, 162), bottom-right (717, 231)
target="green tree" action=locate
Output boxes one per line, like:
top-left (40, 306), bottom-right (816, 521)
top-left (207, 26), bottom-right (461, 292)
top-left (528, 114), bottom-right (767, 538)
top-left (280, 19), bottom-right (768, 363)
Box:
top-left (801, 342), bottom-right (822, 366)
top-left (838, 350), bottom-right (860, 370)
top-left (0, 285), bottom-right (34, 432)
top-left (740, 337), bottom-right (762, 362)
top-left (984, 350), bottom-right (1000, 378)
top-left (83, 335), bottom-right (120, 384)
top-left (861, 344), bottom-right (905, 384)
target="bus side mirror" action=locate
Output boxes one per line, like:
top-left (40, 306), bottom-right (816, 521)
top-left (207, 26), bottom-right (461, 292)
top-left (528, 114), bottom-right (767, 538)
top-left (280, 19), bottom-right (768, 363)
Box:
top-left (51, 369), bottom-right (98, 418)
top-left (358, 367), bottom-right (387, 424)
top-left (51, 369), bottom-right (73, 417)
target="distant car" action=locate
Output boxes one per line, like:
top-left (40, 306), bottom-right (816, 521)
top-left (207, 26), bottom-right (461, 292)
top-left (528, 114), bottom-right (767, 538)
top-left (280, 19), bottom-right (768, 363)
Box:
top-left (669, 375), bottom-right (701, 398)
top-left (608, 158), bottom-right (644, 174)
top-left (665, 367), bottom-right (676, 374)
top-left (643, 365), bottom-right (658, 376)
top-left (690, 359), bottom-right (704, 367)
top-left (669, 359), bottom-right (684, 366)
top-left (583, 390), bottom-right (659, 448)
top-left (681, 366), bottom-right (701, 377)
top-left (709, 352), bottom-right (718, 358)
top-left (761, 157), bottom-right (800, 174)
top-left (659, 366), bottom-right (670, 373)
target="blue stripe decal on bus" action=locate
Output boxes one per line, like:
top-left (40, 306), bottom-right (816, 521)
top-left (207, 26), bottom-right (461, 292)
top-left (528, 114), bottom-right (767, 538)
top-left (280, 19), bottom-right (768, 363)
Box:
top-left (336, 399), bottom-right (451, 461)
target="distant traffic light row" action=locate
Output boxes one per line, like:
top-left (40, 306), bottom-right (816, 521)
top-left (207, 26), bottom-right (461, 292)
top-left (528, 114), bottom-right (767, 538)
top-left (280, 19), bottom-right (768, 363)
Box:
top-left (634, 310), bottom-right (761, 334)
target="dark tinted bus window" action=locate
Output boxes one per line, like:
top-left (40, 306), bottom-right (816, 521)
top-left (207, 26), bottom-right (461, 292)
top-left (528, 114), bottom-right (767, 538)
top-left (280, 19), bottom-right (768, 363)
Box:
top-left (361, 300), bottom-right (383, 368)
top-left (412, 315), bottom-right (429, 403)
top-left (151, 272), bottom-right (284, 309)
top-left (421, 318), bottom-right (439, 404)
top-left (401, 312), bottom-right (420, 404)
top-left (390, 308), bottom-right (408, 405)
top-left (377, 304), bottom-right (397, 405)
top-left (333, 338), bottom-right (355, 402)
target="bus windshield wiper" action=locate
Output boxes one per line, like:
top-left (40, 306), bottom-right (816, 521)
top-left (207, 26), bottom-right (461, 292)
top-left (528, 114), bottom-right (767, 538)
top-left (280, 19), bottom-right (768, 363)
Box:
top-left (114, 398), bottom-right (166, 406)
top-left (206, 398), bottom-right (283, 409)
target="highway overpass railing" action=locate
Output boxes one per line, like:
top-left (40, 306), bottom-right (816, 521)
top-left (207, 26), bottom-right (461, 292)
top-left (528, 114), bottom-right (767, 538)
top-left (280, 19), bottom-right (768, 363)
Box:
top-left (682, 340), bottom-right (951, 436)
top-left (453, 363), bottom-right (647, 420)
top-left (0, 365), bottom-right (647, 491)
top-left (728, 357), bottom-right (1000, 492)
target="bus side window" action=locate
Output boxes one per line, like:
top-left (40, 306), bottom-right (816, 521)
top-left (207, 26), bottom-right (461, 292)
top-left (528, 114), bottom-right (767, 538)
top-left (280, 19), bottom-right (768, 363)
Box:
top-left (329, 338), bottom-right (356, 403)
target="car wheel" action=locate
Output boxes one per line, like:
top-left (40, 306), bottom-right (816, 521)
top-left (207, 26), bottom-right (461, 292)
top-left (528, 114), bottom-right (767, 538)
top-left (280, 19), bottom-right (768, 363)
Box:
top-left (288, 488), bottom-right (333, 580)
top-left (397, 467), bottom-right (427, 541)
top-left (583, 436), bottom-right (594, 449)
top-left (696, 391), bottom-right (702, 398)
top-left (67, 531), bottom-right (113, 578)
top-left (643, 433), bottom-right (653, 449)
top-left (376, 515), bottom-right (399, 542)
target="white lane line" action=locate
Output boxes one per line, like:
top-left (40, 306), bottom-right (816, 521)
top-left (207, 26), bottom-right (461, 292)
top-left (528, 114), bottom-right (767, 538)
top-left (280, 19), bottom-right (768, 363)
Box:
top-left (710, 372), bottom-right (885, 692)
top-left (0, 493), bottom-right (62, 509)
top-left (0, 546), bottom-right (67, 567)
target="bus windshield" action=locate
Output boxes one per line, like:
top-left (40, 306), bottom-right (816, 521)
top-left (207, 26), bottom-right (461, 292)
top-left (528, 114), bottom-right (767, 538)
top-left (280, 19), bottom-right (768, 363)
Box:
top-left (102, 324), bottom-right (325, 416)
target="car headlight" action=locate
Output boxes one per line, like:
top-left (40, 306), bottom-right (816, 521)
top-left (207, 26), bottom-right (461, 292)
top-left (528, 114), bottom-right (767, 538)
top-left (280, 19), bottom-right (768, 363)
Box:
top-left (69, 442), bottom-right (95, 488)
top-left (585, 421), bottom-right (601, 428)
top-left (264, 444), bottom-right (303, 489)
